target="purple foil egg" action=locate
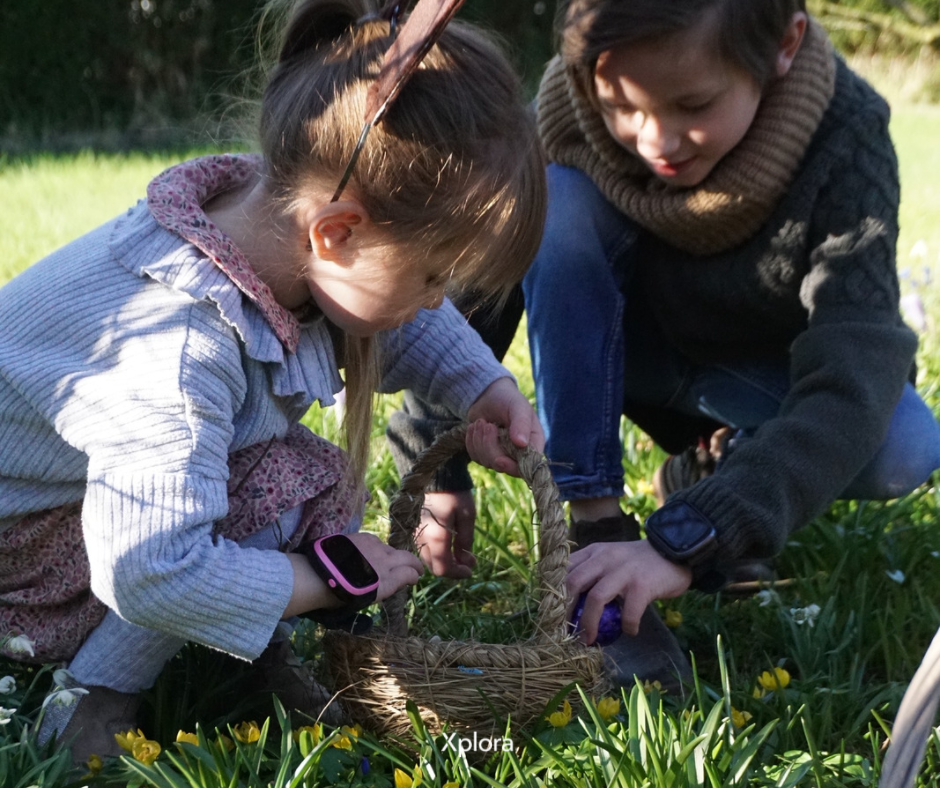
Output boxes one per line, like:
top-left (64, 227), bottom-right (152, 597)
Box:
top-left (571, 592), bottom-right (623, 646)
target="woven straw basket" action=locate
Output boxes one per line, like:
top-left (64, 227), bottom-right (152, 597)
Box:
top-left (323, 425), bottom-right (610, 738)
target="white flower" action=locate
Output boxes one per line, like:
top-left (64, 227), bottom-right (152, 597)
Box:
top-left (756, 589), bottom-right (779, 608)
top-left (910, 239), bottom-right (929, 259)
top-left (0, 706), bottom-right (14, 725)
top-left (51, 668), bottom-right (74, 688)
top-left (886, 569), bottom-right (906, 584)
top-left (790, 603), bottom-right (821, 627)
top-left (41, 688), bottom-right (88, 709)
top-left (4, 635), bottom-right (35, 657)
top-left (0, 676), bottom-right (15, 695)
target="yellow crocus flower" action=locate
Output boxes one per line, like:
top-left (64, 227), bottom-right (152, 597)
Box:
top-left (394, 766), bottom-right (423, 788)
top-left (131, 737), bottom-right (162, 766)
top-left (757, 667), bottom-right (791, 692)
top-left (442, 783), bottom-right (460, 788)
top-left (86, 754), bottom-right (103, 775)
top-left (233, 720), bottom-right (261, 744)
top-left (642, 679), bottom-right (663, 694)
top-left (114, 728), bottom-right (146, 752)
top-left (175, 730), bottom-right (199, 746)
top-left (730, 707), bottom-right (753, 728)
top-left (293, 724), bottom-right (322, 745)
top-left (548, 699), bottom-right (572, 728)
top-left (596, 696), bottom-right (621, 721)
top-left (664, 609), bottom-right (683, 628)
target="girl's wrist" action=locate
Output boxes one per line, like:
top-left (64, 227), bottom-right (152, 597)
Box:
top-left (283, 552), bottom-right (344, 618)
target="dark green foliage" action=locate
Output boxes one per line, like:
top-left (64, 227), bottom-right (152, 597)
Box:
top-left (0, 0), bottom-right (263, 148)
top-left (2, 0), bottom-right (939, 149)
top-left (0, 0), bottom-right (559, 150)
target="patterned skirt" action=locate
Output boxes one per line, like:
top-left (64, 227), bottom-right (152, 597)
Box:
top-left (0, 424), bottom-right (359, 663)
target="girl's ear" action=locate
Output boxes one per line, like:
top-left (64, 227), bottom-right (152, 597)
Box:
top-left (776, 12), bottom-right (808, 78)
top-left (307, 200), bottom-right (367, 260)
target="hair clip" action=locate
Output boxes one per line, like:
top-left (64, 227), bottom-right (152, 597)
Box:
top-left (332, 0), bottom-right (466, 202)
top-left (380, 1), bottom-right (405, 32)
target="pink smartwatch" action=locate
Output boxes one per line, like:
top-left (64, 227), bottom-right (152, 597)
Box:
top-left (300, 535), bottom-right (379, 622)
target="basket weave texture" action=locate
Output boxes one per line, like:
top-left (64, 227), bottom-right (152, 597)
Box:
top-left (323, 425), bottom-right (609, 737)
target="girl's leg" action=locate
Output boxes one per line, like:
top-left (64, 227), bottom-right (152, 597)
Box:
top-left (64, 506), bottom-right (304, 694)
top-left (39, 506), bottom-right (306, 755)
top-left (523, 165), bottom-right (638, 509)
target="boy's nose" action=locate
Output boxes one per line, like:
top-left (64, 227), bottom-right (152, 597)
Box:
top-left (635, 114), bottom-right (680, 159)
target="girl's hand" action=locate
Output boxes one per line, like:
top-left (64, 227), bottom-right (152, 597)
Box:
top-left (345, 532), bottom-right (425, 601)
top-left (415, 491), bottom-right (477, 579)
top-left (566, 540), bottom-right (692, 645)
top-left (465, 377), bottom-right (545, 476)
top-left (284, 532), bottom-right (425, 618)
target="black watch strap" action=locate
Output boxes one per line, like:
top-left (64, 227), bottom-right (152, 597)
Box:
top-left (645, 500), bottom-right (718, 568)
top-left (296, 535), bottom-right (379, 625)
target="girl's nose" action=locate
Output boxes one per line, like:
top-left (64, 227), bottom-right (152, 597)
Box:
top-left (635, 114), bottom-right (680, 159)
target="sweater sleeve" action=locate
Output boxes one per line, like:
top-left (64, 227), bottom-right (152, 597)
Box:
top-left (377, 298), bottom-right (513, 417)
top-left (679, 89), bottom-right (919, 562)
top-left (55, 292), bottom-right (295, 659)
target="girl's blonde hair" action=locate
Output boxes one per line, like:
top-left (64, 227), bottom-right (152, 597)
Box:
top-left (258, 0), bottom-right (546, 488)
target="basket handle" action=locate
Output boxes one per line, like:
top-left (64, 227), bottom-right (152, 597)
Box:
top-left (382, 424), bottom-right (572, 643)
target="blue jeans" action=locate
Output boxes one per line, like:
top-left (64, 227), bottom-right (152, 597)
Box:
top-left (523, 164), bottom-right (940, 502)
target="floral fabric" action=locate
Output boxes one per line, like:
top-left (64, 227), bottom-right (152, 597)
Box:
top-left (147, 154), bottom-right (303, 353)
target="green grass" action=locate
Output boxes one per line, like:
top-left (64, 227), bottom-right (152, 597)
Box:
top-left (0, 106), bottom-right (939, 786)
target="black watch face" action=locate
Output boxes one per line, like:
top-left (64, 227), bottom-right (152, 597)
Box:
top-left (316, 535), bottom-right (380, 596)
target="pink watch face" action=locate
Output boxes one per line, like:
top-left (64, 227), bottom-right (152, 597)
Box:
top-left (314, 536), bottom-right (380, 597)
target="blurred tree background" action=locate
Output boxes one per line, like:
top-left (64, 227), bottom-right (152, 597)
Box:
top-left (0, 0), bottom-right (937, 153)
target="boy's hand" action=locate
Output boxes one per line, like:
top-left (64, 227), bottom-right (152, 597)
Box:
top-left (465, 377), bottom-right (545, 476)
top-left (414, 491), bottom-right (477, 578)
top-left (566, 540), bottom-right (692, 645)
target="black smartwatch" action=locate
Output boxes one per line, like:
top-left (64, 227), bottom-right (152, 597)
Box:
top-left (298, 534), bottom-right (380, 628)
top-left (645, 500), bottom-right (717, 568)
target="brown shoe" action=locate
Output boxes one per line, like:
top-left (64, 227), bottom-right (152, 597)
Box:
top-left (247, 639), bottom-right (347, 726)
top-left (569, 511), bottom-right (692, 695)
top-left (39, 683), bottom-right (141, 765)
top-left (652, 427), bottom-right (734, 506)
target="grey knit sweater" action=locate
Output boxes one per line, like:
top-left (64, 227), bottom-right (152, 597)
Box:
top-left (0, 195), bottom-right (509, 659)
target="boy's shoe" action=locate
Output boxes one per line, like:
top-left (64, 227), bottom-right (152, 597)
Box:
top-left (569, 511), bottom-right (692, 695)
top-left (652, 427), bottom-right (734, 505)
top-left (246, 639), bottom-right (347, 726)
top-left (38, 681), bottom-right (141, 765)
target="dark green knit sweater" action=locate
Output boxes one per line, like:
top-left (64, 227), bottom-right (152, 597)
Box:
top-left (630, 60), bottom-right (918, 561)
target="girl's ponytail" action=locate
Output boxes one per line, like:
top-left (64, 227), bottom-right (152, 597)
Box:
top-left (275, 0), bottom-right (369, 65)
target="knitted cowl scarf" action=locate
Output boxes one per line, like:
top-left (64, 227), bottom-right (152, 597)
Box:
top-left (537, 19), bottom-right (836, 256)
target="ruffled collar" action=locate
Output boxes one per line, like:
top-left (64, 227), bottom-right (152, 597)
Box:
top-left (146, 154), bottom-right (302, 353)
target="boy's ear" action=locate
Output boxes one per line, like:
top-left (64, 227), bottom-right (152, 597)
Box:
top-left (776, 12), bottom-right (808, 78)
top-left (307, 200), bottom-right (367, 259)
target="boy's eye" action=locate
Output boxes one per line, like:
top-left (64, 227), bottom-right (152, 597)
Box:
top-left (679, 99), bottom-right (714, 113)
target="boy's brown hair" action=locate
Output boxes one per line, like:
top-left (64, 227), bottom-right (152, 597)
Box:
top-left (560, 0), bottom-right (807, 96)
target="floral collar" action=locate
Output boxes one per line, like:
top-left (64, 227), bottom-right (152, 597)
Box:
top-left (147, 154), bottom-right (301, 353)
